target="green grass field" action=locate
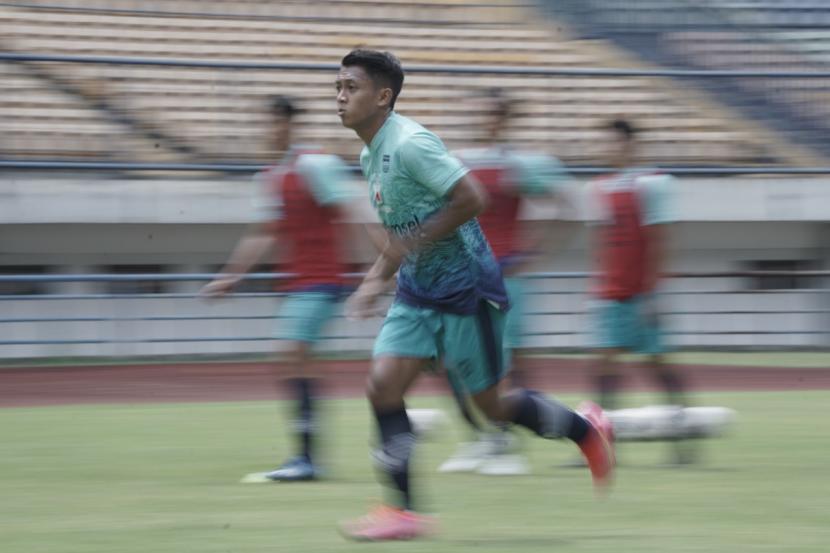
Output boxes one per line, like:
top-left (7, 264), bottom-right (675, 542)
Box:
top-left (2, 391), bottom-right (829, 553)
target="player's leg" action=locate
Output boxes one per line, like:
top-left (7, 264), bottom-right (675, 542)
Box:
top-left (341, 303), bottom-right (438, 541)
top-left (446, 300), bottom-right (614, 489)
top-left (626, 294), bottom-right (697, 465)
top-left (438, 372), bottom-right (526, 474)
top-left (437, 370), bottom-right (494, 473)
top-left (471, 385), bottom-right (614, 489)
top-left (267, 292), bottom-right (339, 481)
top-left (368, 356), bottom-right (426, 509)
top-left (645, 353), bottom-right (688, 407)
top-left (646, 353), bottom-right (697, 465)
top-left (478, 278), bottom-right (529, 474)
top-left (590, 299), bottom-right (634, 410)
top-left (635, 296), bottom-right (686, 408)
top-left (441, 277), bottom-right (529, 475)
top-left (637, 303), bottom-right (696, 463)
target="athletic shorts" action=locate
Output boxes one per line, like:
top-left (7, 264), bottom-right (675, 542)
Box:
top-left (373, 299), bottom-right (508, 395)
top-left (503, 277), bottom-right (525, 350)
top-left (591, 294), bottom-right (665, 354)
top-left (274, 291), bottom-right (340, 343)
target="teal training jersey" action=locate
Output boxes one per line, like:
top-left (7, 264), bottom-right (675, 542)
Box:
top-left (360, 112), bottom-right (508, 315)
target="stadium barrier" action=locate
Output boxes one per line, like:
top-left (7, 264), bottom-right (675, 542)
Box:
top-left (0, 270), bottom-right (826, 358)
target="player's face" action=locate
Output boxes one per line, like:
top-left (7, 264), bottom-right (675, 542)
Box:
top-left (271, 113), bottom-right (291, 153)
top-left (605, 129), bottom-right (635, 168)
top-left (474, 97), bottom-right (507, 141)
top-left (335, 65), bottom-right (388, 130)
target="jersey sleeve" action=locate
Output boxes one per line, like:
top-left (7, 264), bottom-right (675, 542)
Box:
top-left (251, 170), bottom-right (283, 223)
top-left (639, 174), bottom-right (676, 225)
top-left (512, 152), bottom-right (569, 196)
top-left (400, 131), bottom-right (469, 197)
top-left (296, 154), bottom-right (357, 206)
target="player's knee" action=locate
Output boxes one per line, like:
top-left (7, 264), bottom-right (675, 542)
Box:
top-left (282, 341), bottom-right (311, 370)
top-left (472, 392), bottom-right (511, 423)
top-left (366, 373), bottom-right (402, 409)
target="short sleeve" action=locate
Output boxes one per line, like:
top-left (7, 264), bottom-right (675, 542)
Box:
top-left (400, 131), bottom-right (469, 197)
top-left (639, 174), bottom-right (675, 225)
top-left (251, 170), bottom-right (283, 223)
top-left (512, 152), bottom-right (569, 197)
top-left (296, 154), bottom-right (357, 206)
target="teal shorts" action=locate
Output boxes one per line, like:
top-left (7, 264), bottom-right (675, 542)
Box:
top-left (503, 277), bottom-right (525, 350)
top-left (591, 295), bottom-right (665, 354)
top-left (274, 291), bottom-right (340, 344)
top-left (373, 300), bottom-right (508, 395)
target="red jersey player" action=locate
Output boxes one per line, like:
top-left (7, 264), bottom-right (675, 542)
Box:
top-left (440, 88), bottom-right (574, 476)
top-left (202, 96), bottom-right (357, 480)
top-left (586, 119), bottom-right (694, 464)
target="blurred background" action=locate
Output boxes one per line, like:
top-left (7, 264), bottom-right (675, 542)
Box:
top-left (2, 3), bottom-right (830, 553)
top-left (1, 0), bottom-right (829, 358)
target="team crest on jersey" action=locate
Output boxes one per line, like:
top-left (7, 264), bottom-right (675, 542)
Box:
top-left (371, 176), bottom-right (383, 205)
top-left (382, 154), bottom-right (391, 173)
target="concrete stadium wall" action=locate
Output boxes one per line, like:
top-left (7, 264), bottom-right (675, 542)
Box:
top-left (0, 175), bottom-right (828, 357)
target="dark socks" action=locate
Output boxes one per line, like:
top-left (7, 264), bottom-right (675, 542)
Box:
top-left (288, 377), bottom-right (315, 461)
top-left (654, 368), bottom-right (688, 407)
top-left (373, 406), bottom-right (416, 511)
top-left (511, 389), bottom-right (590, 443)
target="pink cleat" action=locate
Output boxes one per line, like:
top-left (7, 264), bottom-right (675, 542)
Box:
top-left (577, 401), bottom-right (616, 493)
top-left (339, 504), bottom-right (437, 541)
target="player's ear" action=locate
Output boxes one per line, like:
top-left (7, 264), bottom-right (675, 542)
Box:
top-left (377, 87), bottom-right (393, 109)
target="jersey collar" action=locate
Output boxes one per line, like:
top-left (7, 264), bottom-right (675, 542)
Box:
top-left (368, 111), bottom-right (397, 154)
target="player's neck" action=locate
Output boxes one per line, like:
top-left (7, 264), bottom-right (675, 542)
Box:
top-left (356, 111), bottom-right (392, 146)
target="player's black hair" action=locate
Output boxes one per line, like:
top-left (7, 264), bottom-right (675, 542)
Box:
top-left (270, 95), bottom-right (303, 119)
top-left (476, 87), bottom-right (511, 117)
top-left (341, 49), bottom-right (404, 110)
top-left (609, 118), bottom-right (637, 140)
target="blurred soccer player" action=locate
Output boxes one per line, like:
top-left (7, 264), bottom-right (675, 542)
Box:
top-left (586, 119), bottom-right (693, 464)
top-left (335, 49), bottom-right (614, 541)
top-left (201, 96), bottom-right (355, 481)
top-left (441, 88), bottom-right (574, 476)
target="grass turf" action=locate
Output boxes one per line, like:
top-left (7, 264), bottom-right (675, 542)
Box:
top-left (1, 391), bottom-right (828, 552)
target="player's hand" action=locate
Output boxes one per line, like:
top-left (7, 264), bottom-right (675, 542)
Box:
top-left (345, 277), bottom-right (388, 320)
top-left (200, 276), bottom-right (240, 299)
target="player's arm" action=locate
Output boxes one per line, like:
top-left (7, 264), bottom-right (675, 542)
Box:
top-left (390, 173), bottom-right (486, 263)
top-left (347, 132), bottom-right (482, 319)
top-left (643, 222), bottom-right (668, 293)
top-left (201, 223), bottom-right (276, 297)
top-left (641, 174), bottom-right (675, 293)
top-left (202, 171), bottom-right (280, 298)
top-left (389, 130), bottom-right (485, 261)
top-left (347, 176), bottom-right (484, 319)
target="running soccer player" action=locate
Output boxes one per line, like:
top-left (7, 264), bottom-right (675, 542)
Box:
top-left (335, 49), bottom-right (614, 541)
top-left (586, 119), bottom-right (693, 464)
top-left (202, 96), bottom-right (356, 481)
top-left (441, 87), bottom-right (574, 476)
